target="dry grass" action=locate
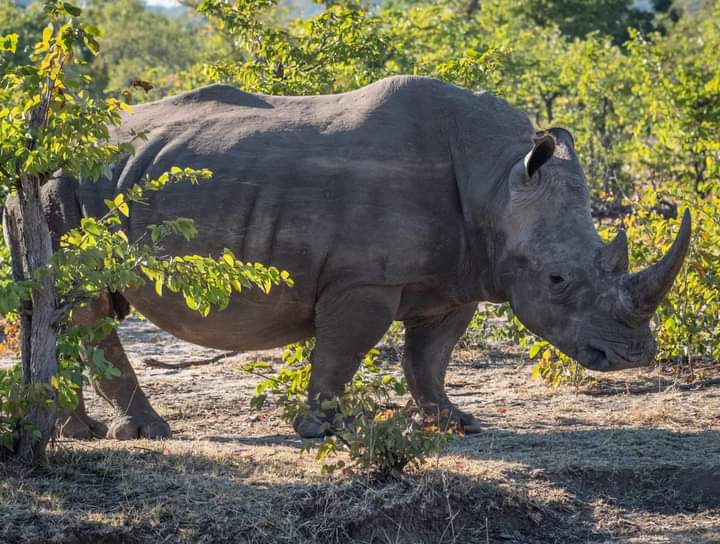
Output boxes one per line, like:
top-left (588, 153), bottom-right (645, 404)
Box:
top-left (1, 318), bottom-right (720, 543)
top-left (0, 442), bottom-right (570, 543)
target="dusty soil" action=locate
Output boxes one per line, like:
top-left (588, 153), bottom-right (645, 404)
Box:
top-left (1, 316), bottom-right (719, 543)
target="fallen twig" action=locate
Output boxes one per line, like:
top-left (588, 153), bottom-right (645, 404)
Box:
top-left (142, 351), bottom-right (240, 369)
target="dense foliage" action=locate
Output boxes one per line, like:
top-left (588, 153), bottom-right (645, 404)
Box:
top-left (3, 1), bottom-right (715, 196)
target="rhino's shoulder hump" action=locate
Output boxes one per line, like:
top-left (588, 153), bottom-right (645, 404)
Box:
top-left (167, 84), bottom-right (273, 109)
top-left (327, 75), bottom-right (466, 122)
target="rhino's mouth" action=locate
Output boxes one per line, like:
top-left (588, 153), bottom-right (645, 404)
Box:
top-left (577, 344), bottom-right (610, 371)
top-left (576, 340), bottom-right (655, 372)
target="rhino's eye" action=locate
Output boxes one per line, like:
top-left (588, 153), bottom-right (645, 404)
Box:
top-left (549, 274), bottom-right (565, 285)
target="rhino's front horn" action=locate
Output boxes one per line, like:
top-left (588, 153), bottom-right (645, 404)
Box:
top-left (627, 209), bottom-right (692, 317)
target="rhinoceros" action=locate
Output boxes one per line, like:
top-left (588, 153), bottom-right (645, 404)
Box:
top-left (4, 75), bottom-right (691, 440)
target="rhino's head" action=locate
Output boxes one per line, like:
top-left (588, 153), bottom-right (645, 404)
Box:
top-left (493, 128), bottom-right (691, 371)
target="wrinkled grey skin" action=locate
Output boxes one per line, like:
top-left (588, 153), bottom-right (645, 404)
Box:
top-left (4, 76), bottom-right (690, 440)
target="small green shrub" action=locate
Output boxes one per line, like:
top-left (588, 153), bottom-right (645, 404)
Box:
top-left (243, 346), bottom-right (456, 476)
top-left (381, 321), bottom-right (405, 355)
top-left (458, 309), bottom-right (488, 349)
top-left (0, 366), bottom-right (43, 451)
top-left (245, 340), bottom-right (314, 424)
top-left (484, 304), bottom-right (590, 387)
top-left (528, 340), bottom-right (590, 387)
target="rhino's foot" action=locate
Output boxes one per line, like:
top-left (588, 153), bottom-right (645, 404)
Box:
top-left (57, 413), bottom-right (108, 440)
top-left (107, 414), bottom-right (172, 440)
top-left (453, 408), bottom-right (483, 433)
top-left (292, 412), bottom-right (332, 439)
top-left (425, 405), bottom-right (483, 434)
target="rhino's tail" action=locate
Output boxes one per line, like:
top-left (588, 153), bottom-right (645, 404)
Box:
top-left (109, 291), bottom-right (131, 320)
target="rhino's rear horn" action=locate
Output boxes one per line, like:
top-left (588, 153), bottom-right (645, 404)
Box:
top-left (600, 229), bottom-right (629, 273)
top-left (627, 209), bottom-right (692, 317)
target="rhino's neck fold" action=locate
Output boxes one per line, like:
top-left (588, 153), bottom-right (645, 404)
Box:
top-left (444, 89), bottom-right (535, 306)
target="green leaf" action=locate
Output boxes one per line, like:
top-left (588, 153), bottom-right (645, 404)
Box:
top-left (183, 291), bottom-right (199, 310)
top-left (0, 34), bottom-right (18, 54)
top-left (61, 2), bottom-right (83, 16)
top-left (80, 218), bottom-right (102, 237)
top-left (528, 343), bottom-right (542, 359)
top-left (41, 24), bottom-right (53, 48)
top-left (82, 24), bottom-right (103, 38)
top-left (222, 249), bottom-right (235, 266)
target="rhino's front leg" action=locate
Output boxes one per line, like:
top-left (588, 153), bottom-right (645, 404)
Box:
top-left (402, 303), bottom-right (483, 433)
top-left (293, 285), bottom-right (400, 438)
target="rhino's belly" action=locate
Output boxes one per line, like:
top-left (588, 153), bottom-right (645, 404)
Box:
top-left (123, 284), bottom-right (315, 351)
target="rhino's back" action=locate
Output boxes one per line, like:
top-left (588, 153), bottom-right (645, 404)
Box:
top-left (83, 78), bottom-right (465, 282)
top-left (72, 77), bottom-right (524, 349)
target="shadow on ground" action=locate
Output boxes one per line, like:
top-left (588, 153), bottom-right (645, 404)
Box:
top-left (203, 434), bottom-right (304, 448)
top-left (5, 426), bottom-right (719, 542)
top-left (455, 427), bottom-right (720, 514)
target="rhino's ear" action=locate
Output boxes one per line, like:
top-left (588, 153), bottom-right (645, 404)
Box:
top-left (547, 127), bottom-right (576, 160)
top-left (548, 127), bottom-right (575, 149)
top-left (524, 132), bottom-right (555, 180)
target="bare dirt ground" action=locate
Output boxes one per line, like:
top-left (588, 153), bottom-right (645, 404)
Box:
top-left (1, 316), bottom-right (719, 544)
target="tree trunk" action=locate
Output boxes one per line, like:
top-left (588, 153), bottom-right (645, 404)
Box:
top-left (465, 0), bottom-right (480, 19)
top-left (7, 172), bottom-right (59, 464)
top-left (542, 92), bottom-right (559, 125)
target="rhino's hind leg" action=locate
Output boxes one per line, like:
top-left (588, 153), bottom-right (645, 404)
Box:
top-left (93, 329), bottom-right (171, 439)
top-left (293, 286), bottom-right (399, 438)
top-left (57, 387), bottom-right (108, 439)
top-left (402, 303), bottom-right (483, 433)
top-left (73, 292), bottom-right (171, 440)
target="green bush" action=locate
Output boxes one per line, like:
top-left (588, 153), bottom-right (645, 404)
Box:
top-left (0, 168), bottom-right (291, 453)
top-left (243, 346), bottom-right (456, 476)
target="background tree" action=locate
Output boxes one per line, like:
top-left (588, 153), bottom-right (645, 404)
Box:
top-left (0, 0), bottom-right (46, 72)
top-left (82, 0), bottom-right (206, 99)
top-left (512, 0), bottom-right (675, 43)
top-left (0, 1), bottom-right (125, 461)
